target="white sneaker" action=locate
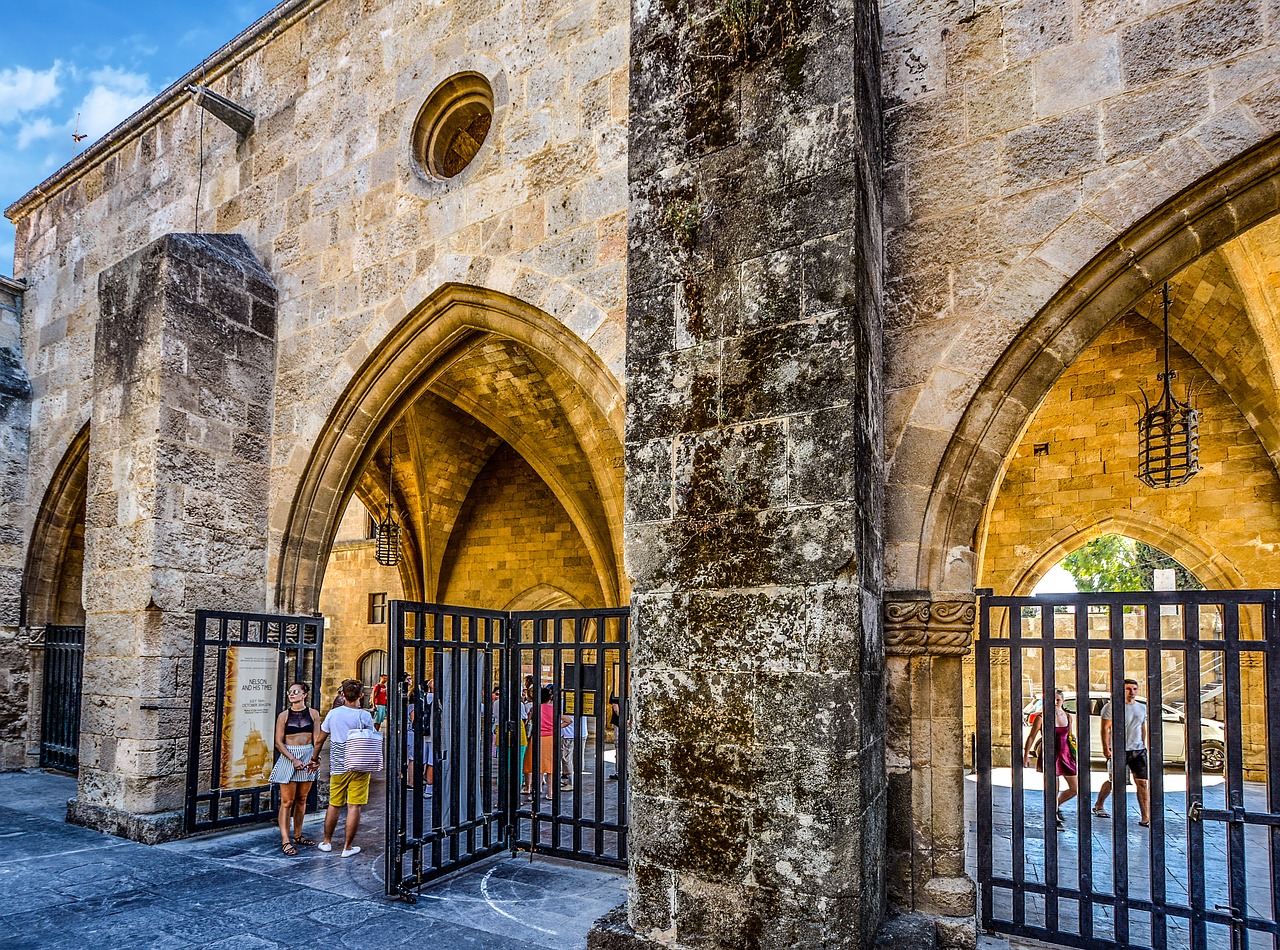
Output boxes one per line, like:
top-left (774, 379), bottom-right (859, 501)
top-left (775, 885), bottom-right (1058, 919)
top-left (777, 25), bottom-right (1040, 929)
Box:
top-left (342, 846), bottom-right (361, 858)
top-left (317, 842), bottom-right (332, 852)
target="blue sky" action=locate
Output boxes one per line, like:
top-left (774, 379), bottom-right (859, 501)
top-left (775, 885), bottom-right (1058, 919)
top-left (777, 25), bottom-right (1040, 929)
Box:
top-left (0, 1), bottom-right (277, 276)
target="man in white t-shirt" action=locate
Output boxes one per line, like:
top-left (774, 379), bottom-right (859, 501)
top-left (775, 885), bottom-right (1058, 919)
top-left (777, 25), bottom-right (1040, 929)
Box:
top-left (314, 681), bottom-right (376, 857)
top-left (1092, 678), bottom-right (1151, 826)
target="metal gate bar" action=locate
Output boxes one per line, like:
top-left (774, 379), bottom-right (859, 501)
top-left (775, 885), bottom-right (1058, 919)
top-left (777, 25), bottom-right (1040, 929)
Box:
top-left (184, 610), bottom-right (323, 834)
top-left (39, 624), bottom-right (85, 773)
top-left (386, 601), bottom-right (510, 898)
top-left (976, 589), bottom-right (1280, 950)
top-left (510, 608), bottom-right (629, 866)
top-left (385, 601), bottom-right (629, 900)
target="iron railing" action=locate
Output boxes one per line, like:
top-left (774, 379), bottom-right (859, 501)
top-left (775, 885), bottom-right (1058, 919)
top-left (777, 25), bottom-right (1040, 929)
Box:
top-left (975, 589), bottom-right (1280, 950)
top-left (39, 624), bottom-right (85, 773)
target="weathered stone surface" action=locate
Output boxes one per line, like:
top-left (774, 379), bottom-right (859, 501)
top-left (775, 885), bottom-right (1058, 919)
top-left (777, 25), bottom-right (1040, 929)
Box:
top-left (65, 798), bottom-right (183, 845)
top-left (618, 0), bottom-right (884, 942)
top-left (873, 910), bottom-right (936, 949)
top-left (74, 233), bottom-right (276, 836)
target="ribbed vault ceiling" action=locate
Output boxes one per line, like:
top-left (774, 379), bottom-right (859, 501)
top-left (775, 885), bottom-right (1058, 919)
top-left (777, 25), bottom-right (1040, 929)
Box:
top-left (350, 332), bottom-right (623, 605)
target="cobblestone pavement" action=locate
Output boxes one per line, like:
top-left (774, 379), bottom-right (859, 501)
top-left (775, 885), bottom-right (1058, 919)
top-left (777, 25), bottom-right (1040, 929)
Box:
top-left (0, 770), bottom-right (625, 949)
top-left (967, 766), bottom-right (1271, 949)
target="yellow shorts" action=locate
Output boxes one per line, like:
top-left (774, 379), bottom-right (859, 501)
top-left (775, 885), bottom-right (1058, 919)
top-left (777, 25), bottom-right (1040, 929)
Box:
top-left (329, 770), bottom-right (371, 806)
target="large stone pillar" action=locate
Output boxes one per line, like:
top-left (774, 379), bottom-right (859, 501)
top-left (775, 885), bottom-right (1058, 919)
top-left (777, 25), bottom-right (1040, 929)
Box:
top-left (883, 591), bottom-right (977, 949)
top-left (0, 275), bottom-right (32, 768)
top-left (605, 0), bottom-right (886, 944)
top-left (69, 234), bottom-right (276, 842)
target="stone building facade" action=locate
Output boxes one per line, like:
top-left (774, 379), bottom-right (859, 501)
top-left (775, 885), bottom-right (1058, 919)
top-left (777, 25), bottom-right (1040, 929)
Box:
top-left (5, 0), bottom-right (1280, 946)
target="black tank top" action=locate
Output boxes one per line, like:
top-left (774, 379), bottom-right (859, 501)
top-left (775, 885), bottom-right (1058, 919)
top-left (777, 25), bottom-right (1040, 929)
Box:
top-left (284, 707), bottom-right (314, 737)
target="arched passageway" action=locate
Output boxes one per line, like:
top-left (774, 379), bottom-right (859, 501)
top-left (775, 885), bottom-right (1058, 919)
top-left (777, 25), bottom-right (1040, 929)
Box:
top-left (889, 135), bottom-right (1280, 932)
top-left (281, 283), bottom-right (626, 694)
top-left (23, 424), bottom-right (90, 772)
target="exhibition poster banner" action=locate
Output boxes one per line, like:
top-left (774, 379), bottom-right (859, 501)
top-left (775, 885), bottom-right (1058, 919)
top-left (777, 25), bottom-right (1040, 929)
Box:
top-left (219, 646), bottom-right (280, 789)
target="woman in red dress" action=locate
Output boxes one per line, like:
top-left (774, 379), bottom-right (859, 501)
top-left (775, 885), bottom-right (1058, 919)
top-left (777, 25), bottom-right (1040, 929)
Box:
top-left (1023, 689), bottom-right (1079, 830)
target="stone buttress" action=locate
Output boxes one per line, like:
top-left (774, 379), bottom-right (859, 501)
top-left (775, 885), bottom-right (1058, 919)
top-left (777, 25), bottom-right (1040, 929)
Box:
top-left (70, 233), bottom-right (276, 842)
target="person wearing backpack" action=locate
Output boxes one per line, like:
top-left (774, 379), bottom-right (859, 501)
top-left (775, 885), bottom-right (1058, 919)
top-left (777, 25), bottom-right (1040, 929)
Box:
top-left (314, 681), bottom-right (376, 857)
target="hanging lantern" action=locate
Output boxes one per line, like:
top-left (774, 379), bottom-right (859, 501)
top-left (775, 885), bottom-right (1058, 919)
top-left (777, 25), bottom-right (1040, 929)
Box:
top-left (1136, 283), bottom-right (1200, 489)
top-left (374, 430), bottom-right (402, 566)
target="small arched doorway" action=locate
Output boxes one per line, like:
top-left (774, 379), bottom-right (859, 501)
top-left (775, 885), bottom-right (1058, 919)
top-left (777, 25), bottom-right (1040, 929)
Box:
top-left (23, 425), bottom-right (90, 773)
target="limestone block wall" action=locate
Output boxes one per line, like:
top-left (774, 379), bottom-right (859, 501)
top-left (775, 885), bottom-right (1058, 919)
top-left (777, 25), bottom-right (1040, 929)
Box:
top-left (0, 278), bottom-right (31, 768)
top-left (981, 313), bottom-right (1280, 595)
top-left (317, 539), bottom-right (404, 703)
top-left (6, 0), bottom-right (630, 625)
top-left (72, 233), bottom-right (276, 839)
top-left (881, 0), bottom-right (1280, 593)
top-left (437, 443), bottom-right (605, 610)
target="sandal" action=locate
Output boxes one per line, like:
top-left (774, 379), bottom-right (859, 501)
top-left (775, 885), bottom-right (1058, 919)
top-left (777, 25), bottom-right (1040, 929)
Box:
top-left (1092, 806), bottom-right (1110, 818)
top-left (293, 836), bottom-right (316, 846)
top-left (281, 842), bottom-right (298, 856)
top-left (1139, 820), bottom-right (1151, 827)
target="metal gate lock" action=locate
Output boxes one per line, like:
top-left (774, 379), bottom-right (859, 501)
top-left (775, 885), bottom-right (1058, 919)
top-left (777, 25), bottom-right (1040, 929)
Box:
top-left (1188, 800), bottom-right (1203, 822)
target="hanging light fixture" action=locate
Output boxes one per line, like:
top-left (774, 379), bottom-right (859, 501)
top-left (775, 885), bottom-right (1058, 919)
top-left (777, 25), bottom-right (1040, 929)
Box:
top-left (1136, 283), bottom-right (1200, 489)
top-left (374, 429), bottom-right (401, 566)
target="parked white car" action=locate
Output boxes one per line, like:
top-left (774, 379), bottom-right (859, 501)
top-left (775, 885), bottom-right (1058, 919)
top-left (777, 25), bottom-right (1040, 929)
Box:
top-left (1024, 691), bottom-right (1226, 772)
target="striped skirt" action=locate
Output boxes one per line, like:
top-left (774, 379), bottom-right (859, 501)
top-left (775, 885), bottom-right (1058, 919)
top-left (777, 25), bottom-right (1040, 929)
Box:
top-left (268, 744), bottom-right (316, 785)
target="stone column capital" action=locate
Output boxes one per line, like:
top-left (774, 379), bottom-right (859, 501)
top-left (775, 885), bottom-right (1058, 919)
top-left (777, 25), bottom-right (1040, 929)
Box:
top-left (883, 590), bottom-right (975, 657)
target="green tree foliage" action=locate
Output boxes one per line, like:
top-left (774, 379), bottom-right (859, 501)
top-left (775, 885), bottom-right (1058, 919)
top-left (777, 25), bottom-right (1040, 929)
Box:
top-left (1062, 535), bottom-right (1204, 592)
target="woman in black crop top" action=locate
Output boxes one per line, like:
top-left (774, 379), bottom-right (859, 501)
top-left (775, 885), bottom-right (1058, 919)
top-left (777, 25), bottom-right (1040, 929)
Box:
top-left (269, 681), bottom-right (321, 855)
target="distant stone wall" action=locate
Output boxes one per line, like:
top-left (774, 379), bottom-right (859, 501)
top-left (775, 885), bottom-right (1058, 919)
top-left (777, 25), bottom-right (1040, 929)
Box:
top-left (437, 443), bottom-right (604, 610)
top-left (981, 312), bottom-right (1280, 596)
top-left (317, 539), bottom-right (404, 703)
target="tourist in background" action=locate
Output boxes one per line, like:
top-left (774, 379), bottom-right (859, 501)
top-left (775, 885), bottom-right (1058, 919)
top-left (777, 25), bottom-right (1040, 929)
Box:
top-left (1023, 688), bottom-right (1078, 831)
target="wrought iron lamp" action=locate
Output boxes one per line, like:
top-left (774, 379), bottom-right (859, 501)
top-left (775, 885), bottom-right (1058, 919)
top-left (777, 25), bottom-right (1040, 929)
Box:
top-left (374, 431), bottom-right (401, 566)
top-left (1136, 283), bottom-right (1199, 489)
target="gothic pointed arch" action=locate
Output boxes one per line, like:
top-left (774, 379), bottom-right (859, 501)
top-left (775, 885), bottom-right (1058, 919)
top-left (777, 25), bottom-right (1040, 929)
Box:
top-left (275, 284), bottom-right (625, 614)
top-left (917, 136), bottom-right (1280, 594)
top-left (23, 423), bottom-right (90, 628)
top-left (1011, 515), bottom-right (1245, 597)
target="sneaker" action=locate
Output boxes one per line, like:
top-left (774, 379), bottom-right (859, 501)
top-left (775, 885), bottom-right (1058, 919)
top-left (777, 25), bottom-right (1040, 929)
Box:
top-left (341, 846), bottom-right (361, 858)
top-left (317, 841), bottom-right (333, 852)
top-left (1056, 818), bottom-right (1065, 831)
top-left (561, 780), bottom-right (573, 789)
top-left (607, 774), bottom-right (619, 781)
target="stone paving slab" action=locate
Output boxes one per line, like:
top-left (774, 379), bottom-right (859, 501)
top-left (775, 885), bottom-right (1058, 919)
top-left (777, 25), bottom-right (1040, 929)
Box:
top-left (0, 770), bottom-right (625, 949)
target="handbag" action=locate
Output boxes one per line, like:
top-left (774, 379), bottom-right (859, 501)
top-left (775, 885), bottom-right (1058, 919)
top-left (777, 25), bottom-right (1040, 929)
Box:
top-left (344, 727), bottom-right (385, 773)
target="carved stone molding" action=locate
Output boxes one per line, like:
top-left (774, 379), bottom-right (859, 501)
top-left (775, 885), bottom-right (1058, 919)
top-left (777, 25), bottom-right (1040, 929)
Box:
top-left (884, 591), bottom-right (976, 657)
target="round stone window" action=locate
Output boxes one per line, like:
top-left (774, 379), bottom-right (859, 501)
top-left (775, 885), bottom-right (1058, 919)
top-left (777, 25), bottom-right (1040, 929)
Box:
top-left (412, 73), bottom-right (494, 180)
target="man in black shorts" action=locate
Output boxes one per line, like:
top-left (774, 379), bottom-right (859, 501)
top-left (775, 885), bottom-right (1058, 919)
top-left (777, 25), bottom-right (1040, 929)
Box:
top-left (1092, 678), bottom-right (1151, 827)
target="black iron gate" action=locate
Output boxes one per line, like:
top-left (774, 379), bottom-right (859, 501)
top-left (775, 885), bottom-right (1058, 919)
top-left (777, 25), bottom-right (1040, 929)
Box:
top-left (185, 609), bottom-right (324, 833)
top-left (386, 601), bottom-right (629, 900)
top-left (975, 590), bottom-right (1280, 950)
top-left (40, 624), bottom-right (85, 773)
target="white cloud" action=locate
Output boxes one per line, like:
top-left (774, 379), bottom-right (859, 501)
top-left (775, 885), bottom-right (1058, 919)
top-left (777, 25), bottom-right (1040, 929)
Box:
top-left (76, 68), bottom-right (155, 140)
top-left (88, 66), bottom-right (152, 96)
top-left (16, 117), bottom-right (57, 149)
top-left (0, 64), bottom-right (62, 123)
